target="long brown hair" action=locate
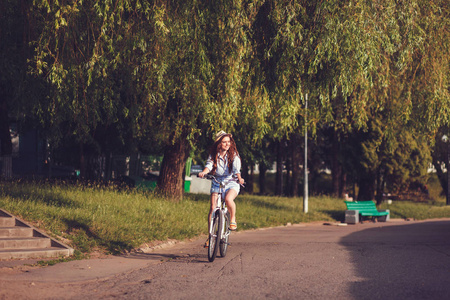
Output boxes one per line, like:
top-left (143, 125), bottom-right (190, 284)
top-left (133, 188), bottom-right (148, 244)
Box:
top-left (209, 134), bottom-right (239, 175)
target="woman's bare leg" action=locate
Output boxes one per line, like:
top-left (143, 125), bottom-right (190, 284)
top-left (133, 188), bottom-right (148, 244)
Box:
top-left (208, 193), bottom-right (218, 230)
top-left (224, 189), bottom-right (238, 224)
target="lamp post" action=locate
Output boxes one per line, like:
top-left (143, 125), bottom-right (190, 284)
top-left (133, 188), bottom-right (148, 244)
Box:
top-left (444, 135), bottom-right (450, 206)
top-left (304, 94), bottom-right (308, 213)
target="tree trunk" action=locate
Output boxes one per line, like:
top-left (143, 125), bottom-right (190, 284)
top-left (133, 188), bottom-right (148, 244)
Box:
top-left (285, 154), bottom-right (291, 196)
top-left (0, 98), bottom-right (13, 178)
top-left (357, 171), bottom-right (376, 201)
top-left (158, 138), bottom-right (190, 201)
top-left (79, 143), bottom-right (86, 179)
top-left (331, 130), bottom-right (340, 197)
top-left (247, 164), bottom-right (254, 194)
top-left (375, 167), bottom-right (384, 205)
top-left (0, 104), bottom-right (12, 155)
top-left (447, 142), bottom-right (450, 206)
top-left (339, 172), bottom-right (347, 198)
top-left (432, 156), bottom-right (448, 201)
top-left (259, 163), bottom-right (267, 195)
top-left (242, 161), bottom-right (249, 188)
top-left (105, 152), bottom-right (112, 181)
top-left (291, 134), bottom-right (301, 197)
top-left (275, 140), bottom-right (284, 196)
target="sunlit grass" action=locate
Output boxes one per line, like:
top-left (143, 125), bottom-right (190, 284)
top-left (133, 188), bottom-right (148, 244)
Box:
top-left (379, 199), bottom-right (450, 220)
top-left (0, 181), bottom-right (207, 254)
top-left (237, 195), bottom-right (345, 229)
top-left (0, 181), bottom-right (449, 257)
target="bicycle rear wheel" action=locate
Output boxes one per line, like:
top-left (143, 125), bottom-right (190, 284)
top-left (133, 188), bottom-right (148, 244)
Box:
top-left (208, 214), bottom-right (221, 262)
top-left (220, 211), bottom-right (230, 257)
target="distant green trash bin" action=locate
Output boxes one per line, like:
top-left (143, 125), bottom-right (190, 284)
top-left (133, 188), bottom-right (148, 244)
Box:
top-left (184, 176), bottom-right (192, 193)
top-left (185, 157), bottom-right (192, 177)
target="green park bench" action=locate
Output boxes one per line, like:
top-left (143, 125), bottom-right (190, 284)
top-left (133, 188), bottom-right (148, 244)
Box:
top-left (345, 200), bottom-right (390, 224)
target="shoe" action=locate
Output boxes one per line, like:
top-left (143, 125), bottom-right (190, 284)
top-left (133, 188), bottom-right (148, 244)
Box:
top-left (204, 238), bottom-right (209, 248)
top-left (230, 222), bottom-right (237, 231)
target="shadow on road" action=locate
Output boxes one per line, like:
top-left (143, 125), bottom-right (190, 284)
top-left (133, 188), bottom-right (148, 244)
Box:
top-left (340, 220), bottom-right (450, 299)
top-left (123, 252), bottom-right (209, 264)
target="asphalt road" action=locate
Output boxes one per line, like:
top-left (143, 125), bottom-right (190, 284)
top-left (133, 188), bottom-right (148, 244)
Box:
top-left (1, 219), bottom-right (450, 299)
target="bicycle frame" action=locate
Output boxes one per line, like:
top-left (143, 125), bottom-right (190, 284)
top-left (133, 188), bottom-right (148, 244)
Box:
top-left (202, 174), bottom-right (237, 262)
top-left (209, 180), bottom-right (229, 241)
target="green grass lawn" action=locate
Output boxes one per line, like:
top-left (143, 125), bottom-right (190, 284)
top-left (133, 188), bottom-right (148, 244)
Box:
top-left (0, 180), bottom-right (449, 259)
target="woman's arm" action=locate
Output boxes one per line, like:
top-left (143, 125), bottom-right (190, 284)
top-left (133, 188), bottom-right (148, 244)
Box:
top-left (232, 155), bottom-right (245, 185)
top-left (199, 155), bottom-right (213, 178)
top-left (198, 167), bottom-right (210, 178)
top-left (235, 173), bottom-right (245, 185)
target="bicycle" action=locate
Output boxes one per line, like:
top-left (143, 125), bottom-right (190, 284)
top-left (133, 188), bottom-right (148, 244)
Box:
top-left (200, 174), bottom-right (242, 262)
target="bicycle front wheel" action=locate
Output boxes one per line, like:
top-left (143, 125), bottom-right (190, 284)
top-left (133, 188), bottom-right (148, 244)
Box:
top-left (220, 211), bottom-right (230, 257)
top-left (208, 214), bottom-right (221, 262)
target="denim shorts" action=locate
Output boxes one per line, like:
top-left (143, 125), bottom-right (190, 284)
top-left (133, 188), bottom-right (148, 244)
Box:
top-left (210, 177), bottom-right (240, 195)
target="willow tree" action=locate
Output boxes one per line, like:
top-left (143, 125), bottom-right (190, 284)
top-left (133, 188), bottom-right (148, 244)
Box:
top-left (139, 1), bottom-right (256, 199)
top-left (30, 1), bottom-right (157, 177)
top-left (0, 0), bottom-right (43, 177)
top-left (29, 0), bottom-right (449, 199)
top-left (255, 0), bottom-right (449, 198)
top-left (346, 0), bottom-right (450, 200)
top-left (410, 0), bottom-right (450, 202)
top-left (239, 1), bottom-right (392, 195)
top-left (0, 0), bottom-right (23, 176)
top-left (31, 1), bottom-right (255, 198)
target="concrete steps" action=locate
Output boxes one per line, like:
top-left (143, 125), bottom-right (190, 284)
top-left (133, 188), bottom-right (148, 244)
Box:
top-left (0, 209), bottom-right (74, 260)
top-left (0, 237), bottom-right (52, 249)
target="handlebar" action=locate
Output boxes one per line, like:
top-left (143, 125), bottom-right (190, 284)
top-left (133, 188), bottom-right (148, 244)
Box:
top-left (197, 174), bottom-right (245, 187)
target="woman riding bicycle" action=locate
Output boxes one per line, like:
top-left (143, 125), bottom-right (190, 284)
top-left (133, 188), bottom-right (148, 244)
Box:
top-left (199, 130), bottom-right (245, 241)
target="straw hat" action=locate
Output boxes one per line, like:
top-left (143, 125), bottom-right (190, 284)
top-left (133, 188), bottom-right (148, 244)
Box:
top-left (215, 130), bottom-right (231, 142)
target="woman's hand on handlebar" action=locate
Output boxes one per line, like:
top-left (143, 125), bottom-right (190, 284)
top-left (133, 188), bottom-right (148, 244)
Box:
top-left (235, 174), bottom-right (245, 186)
top-left (198, 168), bottom-right (211, 178)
